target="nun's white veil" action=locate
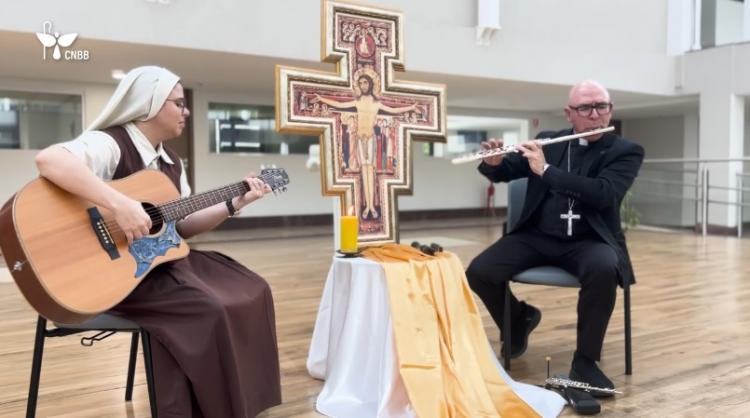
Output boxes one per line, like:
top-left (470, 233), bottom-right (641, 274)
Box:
top-left (88, 66), bottom-right (180, 131)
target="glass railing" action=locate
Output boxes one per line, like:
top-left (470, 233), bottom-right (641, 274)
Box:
top-left (630, 158), bottom-right (750, 237)
top-left (630, 164), bottom-right (700, 230)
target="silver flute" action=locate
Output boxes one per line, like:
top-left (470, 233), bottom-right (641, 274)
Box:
top-left (450, 126), bottom-right (615, 164)
top-left (544, 376), bottom-right (622, 395)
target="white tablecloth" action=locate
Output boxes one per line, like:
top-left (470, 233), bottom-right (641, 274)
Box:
top-left (307, 255), bottom-right (565, 418)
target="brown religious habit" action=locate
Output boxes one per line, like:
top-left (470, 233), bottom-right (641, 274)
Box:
top-left (104, 126), bottom-right (282, 418)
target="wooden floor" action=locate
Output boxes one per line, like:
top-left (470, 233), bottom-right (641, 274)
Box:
top-left (1, 219), bottom-right (749, 417)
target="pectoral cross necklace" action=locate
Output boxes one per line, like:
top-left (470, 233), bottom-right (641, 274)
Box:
top-left (560, 141), bottom-right (580, 236)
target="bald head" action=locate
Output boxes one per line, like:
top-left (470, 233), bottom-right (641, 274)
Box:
top-left (568, 80), bottom-right (610, 105)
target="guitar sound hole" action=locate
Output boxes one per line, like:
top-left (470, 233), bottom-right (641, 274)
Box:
top-left (142, 202), bottom-right (164, 235)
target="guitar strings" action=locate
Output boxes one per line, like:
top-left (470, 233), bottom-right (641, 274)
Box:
top-left (102, 173), bottom-right (280, 235)
top-left (103, 182), bottom-right (248, 231)
top-left (101, 179), bottom-right (268, 237)
top-left (100, 172), bottom-right (286, 238)
top-left (101, 190), bottom-right (244, 237)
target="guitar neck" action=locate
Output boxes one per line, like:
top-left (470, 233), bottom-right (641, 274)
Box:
top-left (158, 181), bottom-right (249, 221)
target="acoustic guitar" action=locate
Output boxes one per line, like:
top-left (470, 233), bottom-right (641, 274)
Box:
top-left (0, 168), bottom-right (289, 324)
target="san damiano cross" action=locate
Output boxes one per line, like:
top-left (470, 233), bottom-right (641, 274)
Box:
top-left (275, 0), bottom-right (446, 246)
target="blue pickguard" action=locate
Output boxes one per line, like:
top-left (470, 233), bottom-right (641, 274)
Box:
top-left (128, 221), bottom-right (182, 278)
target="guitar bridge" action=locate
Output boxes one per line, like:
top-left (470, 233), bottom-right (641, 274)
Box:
top-left (87, 207), bottom-right (120, 260)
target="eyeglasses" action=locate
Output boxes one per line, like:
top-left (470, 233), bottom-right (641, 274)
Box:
top-left (166, 98), bottom-right (188, 115)
top-left (568, 102), bottom-right (612, 117)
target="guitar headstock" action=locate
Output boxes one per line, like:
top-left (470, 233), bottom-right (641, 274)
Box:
top-left (259, 167), bottom-right (290, 194)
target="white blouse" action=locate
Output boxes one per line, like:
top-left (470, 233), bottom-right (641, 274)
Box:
top-left (60, 122), bottom-right (191, 198)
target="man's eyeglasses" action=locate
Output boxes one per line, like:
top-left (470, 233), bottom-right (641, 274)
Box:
top-left (166, 98), bottom-right (188, 115)
top-left (568, 102), bottom-right (612, 117)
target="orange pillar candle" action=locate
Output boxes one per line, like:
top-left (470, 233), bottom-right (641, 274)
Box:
top-left (340, 215), bottom-right (359, 253)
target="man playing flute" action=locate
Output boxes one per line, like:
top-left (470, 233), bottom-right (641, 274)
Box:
top-left (465, 80), bottom-right (644, 393)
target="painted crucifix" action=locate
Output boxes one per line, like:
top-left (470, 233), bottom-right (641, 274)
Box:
top-left (276, 0), bottom-right (446, 246)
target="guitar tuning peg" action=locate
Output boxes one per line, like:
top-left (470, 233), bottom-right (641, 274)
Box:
top-left (271, 164), bottom-right (277, 169)
top-left (260, 164), bottom-right (266, 170)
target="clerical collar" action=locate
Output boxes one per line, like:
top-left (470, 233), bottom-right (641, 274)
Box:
top-left (570, 130), bottom-right (590, 147)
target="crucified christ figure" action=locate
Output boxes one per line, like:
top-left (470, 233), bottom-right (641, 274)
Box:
top-left (313, 74), bottom-right (417, 219)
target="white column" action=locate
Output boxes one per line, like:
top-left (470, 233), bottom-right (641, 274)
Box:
top-left (698, 90), bottom-right (744, 227)
top-left (683, 112), bottom-right (700, 227)
top-left (476, 0), bottom-right (501, 46)
top-left (667, 0), bottom-right (700, 55)
top-left (693, 0), bottom-right (703, 50)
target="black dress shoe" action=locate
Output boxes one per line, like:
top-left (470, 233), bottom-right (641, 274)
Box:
top-left (502, 303), bottom-right (541, 359)
top-left (570, 353), bottom-right (615, 398)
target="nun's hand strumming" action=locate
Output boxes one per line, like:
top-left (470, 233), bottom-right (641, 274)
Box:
top-left (112, 194), bottom-right (152, 244)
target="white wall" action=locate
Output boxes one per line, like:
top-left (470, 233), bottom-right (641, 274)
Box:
top-left (0, 0), bottom-right (675, 95)
top-left (683, 112), bottom-right (699, 160)
top-left (623, 115), bottom-right (691, 227)
top-left (623, 116), bottom-right (685, 159)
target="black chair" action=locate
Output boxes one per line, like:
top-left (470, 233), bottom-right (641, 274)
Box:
top-left (501, 178), bottom-right (632, 375)
top-left (27, 314), bottom-right (158, 418)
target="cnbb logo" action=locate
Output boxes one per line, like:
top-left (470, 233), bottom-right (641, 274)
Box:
top-left (35, 21), bottom-right (90, 61)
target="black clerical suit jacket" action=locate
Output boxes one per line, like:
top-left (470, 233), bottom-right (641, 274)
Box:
top-left (478, 129), bottom-right (645, 286)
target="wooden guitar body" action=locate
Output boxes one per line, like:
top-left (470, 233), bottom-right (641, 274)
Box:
top-left (0, 170), bottom-right (189, 324)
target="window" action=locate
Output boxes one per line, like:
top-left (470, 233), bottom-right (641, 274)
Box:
top-left (0, 90), bottom-right (82, 149)
top-left (208, 103), bottom-right (316, 154)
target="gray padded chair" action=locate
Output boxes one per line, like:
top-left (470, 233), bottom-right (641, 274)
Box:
top-left (502, 178), bottom-right (632, 375)
top-left (27, 314), bottom-right (158, 418)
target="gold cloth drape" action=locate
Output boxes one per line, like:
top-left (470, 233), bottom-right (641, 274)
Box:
top-left (362, 244), bottom-right (540, 418)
